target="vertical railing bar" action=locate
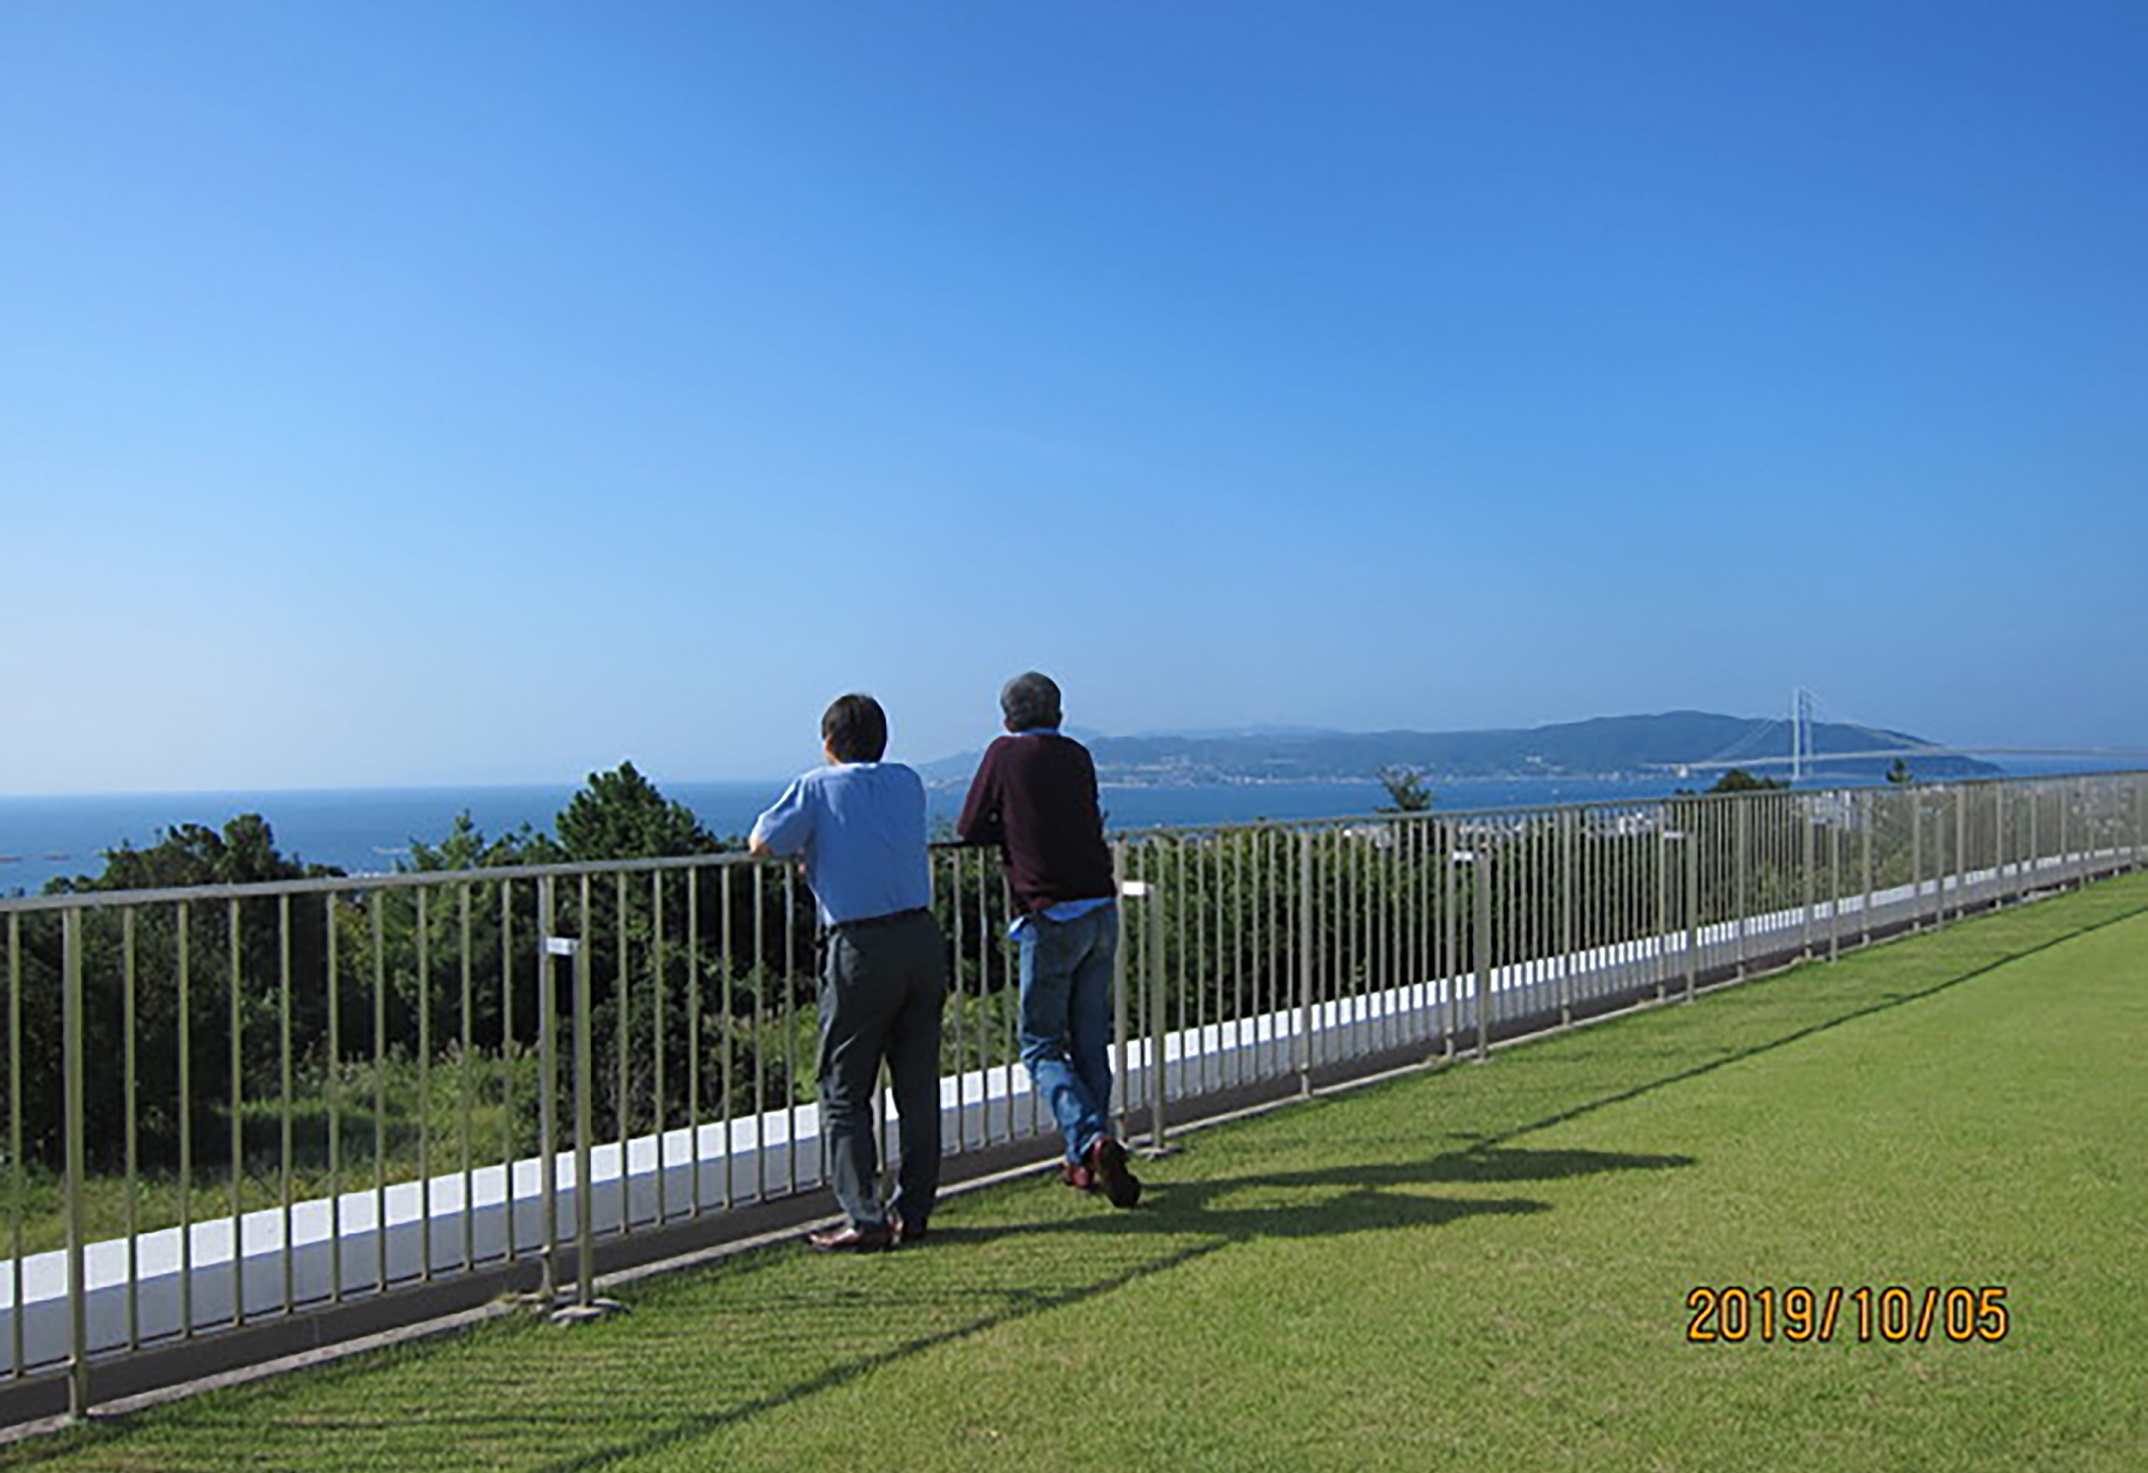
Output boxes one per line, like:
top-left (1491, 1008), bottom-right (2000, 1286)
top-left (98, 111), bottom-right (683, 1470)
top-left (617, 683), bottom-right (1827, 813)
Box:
top-left (177, 902), bottom-right (193, 1339)
top-left (417, 888), bottom-right (432, 1283)
top-left (1734, 797), bottom-right (1749, 975)
top-left (1911, 792), bottom-right (1924, 929)
top-left (459, 882), bottom-right (475, 1274)
top-left (372, 894), bottom-right (387, 1297)
top-left (538, 876), bottom-right (558, 1303)
top-left (719, 865), bottom-right (735, 1212)
top-left (950, 847), bottom-right (969, 1152)
top-left (63, 912), bottom-right (88, 1416)
top-left (614, 872), bottom-right (630, 1234)
top-left (279, 894), bottom-right (295, 1315)
top-left (992, 862), bottom-right (1014, 1145)
top-left (1350, 823), bottom-right (1365, 1055)
top-left (782, 867), bottom-right (799, 1197)
top-left (1216, 830), bottom-right (1230, 1084)
top-left (1828, 809), bottom-right (1842, 963)
top-left (1473, 842), bottom-right (1491, 1061)
top-left (1658, 818), bottom-right (1673, 999)
top-left (721, 867), bottom-right (738, 1211)
top-left (1241, 827), bottom-right (1252, 1075)
top-left (750, 864), bottom-right (765, 1204)
top-left (970, 860), bottom-right (989, 1145)
top-left (1685, 815), bottom-right (1700, 1000)
top-left (500, 878), bottom-right (517, 1263)
top-left (228, 897), bottom-right (244, 1328)
top-left (123, 909), bottom-right (140, 1350)
top-left (1440, 820), bottom-right (1456, 1060)
top-left (1558, 810), bottom-right (1574, 1029)
top-left (687, 866), bottom-right (703, 1219)
top-left (1861, 790), bottom-right (1874, 946)
top-left (1296, 830), bottom-right (1313, 1095)
top-left (1111, 842), bottom-right (1129, 1144)
top-left (575, 884), bottom-right (595, 1308)
top-left (1147, 878), bottom-right (1166, 1149)
top-left (8, 913), bottom-right (23, 1378)
top-left (653, 869), bottom-right (667, 1227)
top-left (1173, 836), bottom-right (1188, 1110)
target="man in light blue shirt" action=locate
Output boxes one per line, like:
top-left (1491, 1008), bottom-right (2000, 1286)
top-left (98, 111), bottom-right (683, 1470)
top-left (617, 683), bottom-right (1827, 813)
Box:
top-left (751, 694), bottom-right (945, 1252)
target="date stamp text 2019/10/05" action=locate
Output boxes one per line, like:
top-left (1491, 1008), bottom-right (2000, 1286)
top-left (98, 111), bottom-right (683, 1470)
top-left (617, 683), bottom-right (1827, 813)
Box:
top-left (1685, 1286), bottom-right (2011, 1344)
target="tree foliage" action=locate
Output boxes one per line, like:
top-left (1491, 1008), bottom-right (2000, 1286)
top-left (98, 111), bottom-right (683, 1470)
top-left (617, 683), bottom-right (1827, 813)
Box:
top-left (1375, 765), bottom-right (1435, 813)
top-left (1706, 768), bottom-right (1789, 794)
top-left (556, 762), bottom-right (725, 861)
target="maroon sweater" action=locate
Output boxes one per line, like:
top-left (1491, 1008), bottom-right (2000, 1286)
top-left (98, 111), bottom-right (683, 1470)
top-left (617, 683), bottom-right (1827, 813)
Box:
top-left (955, 732), bottom-right (1116, 915)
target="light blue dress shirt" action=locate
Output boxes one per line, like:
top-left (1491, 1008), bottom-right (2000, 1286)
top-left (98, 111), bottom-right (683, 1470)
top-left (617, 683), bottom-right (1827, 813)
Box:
top-left (750, 762), bottom-right (932, 929)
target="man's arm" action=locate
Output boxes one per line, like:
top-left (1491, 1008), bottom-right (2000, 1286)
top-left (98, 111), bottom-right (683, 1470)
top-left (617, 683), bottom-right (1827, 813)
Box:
top-left (749, 777), bottom-right (813, 860)
top-left (953, 743), bottom-right (1003, 847)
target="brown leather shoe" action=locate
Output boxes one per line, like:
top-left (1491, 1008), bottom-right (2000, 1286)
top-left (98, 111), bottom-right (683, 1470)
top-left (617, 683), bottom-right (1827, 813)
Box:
top-left (1060, 1160), bottom-right (1098, 1193)
top-left (890, 1212), bottom-right (927, 1246)
top-left (808, 1222), bottom-right (892, 1253)
top-left (1085, 1136), bottom-right (1142, 1209)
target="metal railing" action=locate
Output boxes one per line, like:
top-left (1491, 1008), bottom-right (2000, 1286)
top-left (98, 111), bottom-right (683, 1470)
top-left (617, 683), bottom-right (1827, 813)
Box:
top-left (0, 770), bottom-right (2141, 1415)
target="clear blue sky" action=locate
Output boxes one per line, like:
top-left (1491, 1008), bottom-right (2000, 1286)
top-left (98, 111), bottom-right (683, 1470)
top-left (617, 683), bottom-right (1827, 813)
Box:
top-left (6, 2), bottom-right (2144, 795)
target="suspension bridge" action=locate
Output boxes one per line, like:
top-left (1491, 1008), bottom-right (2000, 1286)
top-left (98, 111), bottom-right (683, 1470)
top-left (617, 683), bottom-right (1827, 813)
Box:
top-left (1663, 688), bottom-right (2148, 782)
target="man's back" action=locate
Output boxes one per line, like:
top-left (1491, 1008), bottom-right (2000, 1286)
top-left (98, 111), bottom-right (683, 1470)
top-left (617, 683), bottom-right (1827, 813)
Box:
top-left (956, 732), bottom-right (1114, 914)
top-left (753, 760), bottom-right (930, 928)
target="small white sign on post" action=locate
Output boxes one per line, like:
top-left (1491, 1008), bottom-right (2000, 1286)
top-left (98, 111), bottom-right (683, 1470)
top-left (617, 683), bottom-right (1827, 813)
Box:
top-left (544, 937), bottom-right (580, 957)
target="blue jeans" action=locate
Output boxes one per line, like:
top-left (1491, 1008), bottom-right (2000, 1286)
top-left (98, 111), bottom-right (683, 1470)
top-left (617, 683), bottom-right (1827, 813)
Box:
top-left (1016, 904), bottom-right (1118, 1163)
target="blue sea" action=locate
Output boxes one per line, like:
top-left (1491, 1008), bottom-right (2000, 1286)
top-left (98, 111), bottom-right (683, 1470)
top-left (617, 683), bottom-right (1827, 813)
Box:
top-left (0, 760), bottom-right (2109, 896)
top-left (0, 774), bottom-right (1676, 894)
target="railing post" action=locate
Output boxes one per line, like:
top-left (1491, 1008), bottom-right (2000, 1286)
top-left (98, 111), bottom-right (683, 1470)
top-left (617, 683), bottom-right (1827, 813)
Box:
top-left (1558, 808), bottom-right (1574, 1030)
top-left (1112, 844), bottom-right (1132, 1146)
top-left (1297, 831), bottom-right (1314, 1096)
top-left (1911, 795), bottom-right (1925, 930)
top-left (1827, 808), bottom-right (1841, 961)
top-left (573, 910), bottom-right (595, 1309)
top-left (1450, 844), bottom-right (1490, 1061)
top-left (1655, 828), bottom-right (1672, 1002)
top-left (1801, 796), bottom-right (1816, 958)
top-left (63, 911), bottom-right (89, 1419)
top-left (1860, 789), bottom-right (1874, 945)
top-left (1682, 826), bottom-right (1699, 1000)
top-left (2135, 776), bottom-right (2145, 874)
top-left (1439, 821), bottom-right (1456, 1060)
top-left (2060, 781), bottom-right (2073, 889)
top-left (1735, 796), bottom-right (1750, 976)
top-left (538, 878), bottom-right (562, 1305)
top-left (1147, 878), bottom-right (1167, 1151)
top-left (1475, 845), bottom-right (1491, 1060)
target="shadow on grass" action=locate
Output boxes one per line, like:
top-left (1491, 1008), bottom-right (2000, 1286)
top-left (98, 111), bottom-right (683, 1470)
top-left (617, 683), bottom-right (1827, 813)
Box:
top-left (534, 1187), bottom-right (1559, 1471)
top-left (1449, 892), bottom-right (2148, 1154)
top-left (509, 1145), bottom-right (1703, 1471)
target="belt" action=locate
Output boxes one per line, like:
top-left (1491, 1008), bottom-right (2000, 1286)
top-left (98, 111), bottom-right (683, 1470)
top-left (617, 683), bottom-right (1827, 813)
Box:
top-left (827, 906), bottom-right (931, 935)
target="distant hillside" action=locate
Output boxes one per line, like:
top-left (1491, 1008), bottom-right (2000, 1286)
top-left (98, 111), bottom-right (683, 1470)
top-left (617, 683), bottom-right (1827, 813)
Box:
top-left (920, 712), bottom-right (1999, 787)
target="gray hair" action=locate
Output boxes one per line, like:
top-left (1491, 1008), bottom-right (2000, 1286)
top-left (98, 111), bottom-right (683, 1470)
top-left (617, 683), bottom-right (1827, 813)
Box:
top-left (1000, 671), bottom-right (1063, 733)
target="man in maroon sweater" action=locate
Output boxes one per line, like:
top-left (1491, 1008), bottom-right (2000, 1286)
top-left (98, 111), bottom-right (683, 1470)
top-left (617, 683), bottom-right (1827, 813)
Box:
top-left (956, 672), bottom-right (1140, 1207)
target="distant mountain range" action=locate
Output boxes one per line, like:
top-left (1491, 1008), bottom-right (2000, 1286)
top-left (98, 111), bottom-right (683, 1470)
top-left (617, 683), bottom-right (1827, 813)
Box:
top-left (920, 711), bottom-right (2000, 787)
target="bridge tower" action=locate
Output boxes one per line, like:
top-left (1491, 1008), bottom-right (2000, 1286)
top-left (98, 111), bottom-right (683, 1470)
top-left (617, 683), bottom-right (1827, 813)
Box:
top-left (1790, 687), bottom-right (1816, 785)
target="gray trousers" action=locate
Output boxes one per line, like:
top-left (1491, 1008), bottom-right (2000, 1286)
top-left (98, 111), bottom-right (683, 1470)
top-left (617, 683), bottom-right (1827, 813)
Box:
top-left (817, 909), bottom-right (946, 1230)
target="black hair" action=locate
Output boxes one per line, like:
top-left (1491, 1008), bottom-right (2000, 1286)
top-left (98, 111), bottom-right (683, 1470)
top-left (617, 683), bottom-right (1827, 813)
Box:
top-left (821, 693), bottom-right (889, 763)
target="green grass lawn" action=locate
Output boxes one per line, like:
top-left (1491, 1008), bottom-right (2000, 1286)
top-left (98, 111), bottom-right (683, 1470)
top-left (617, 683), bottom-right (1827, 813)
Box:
top-left (7, 873), bottom-right (2144, 1472)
